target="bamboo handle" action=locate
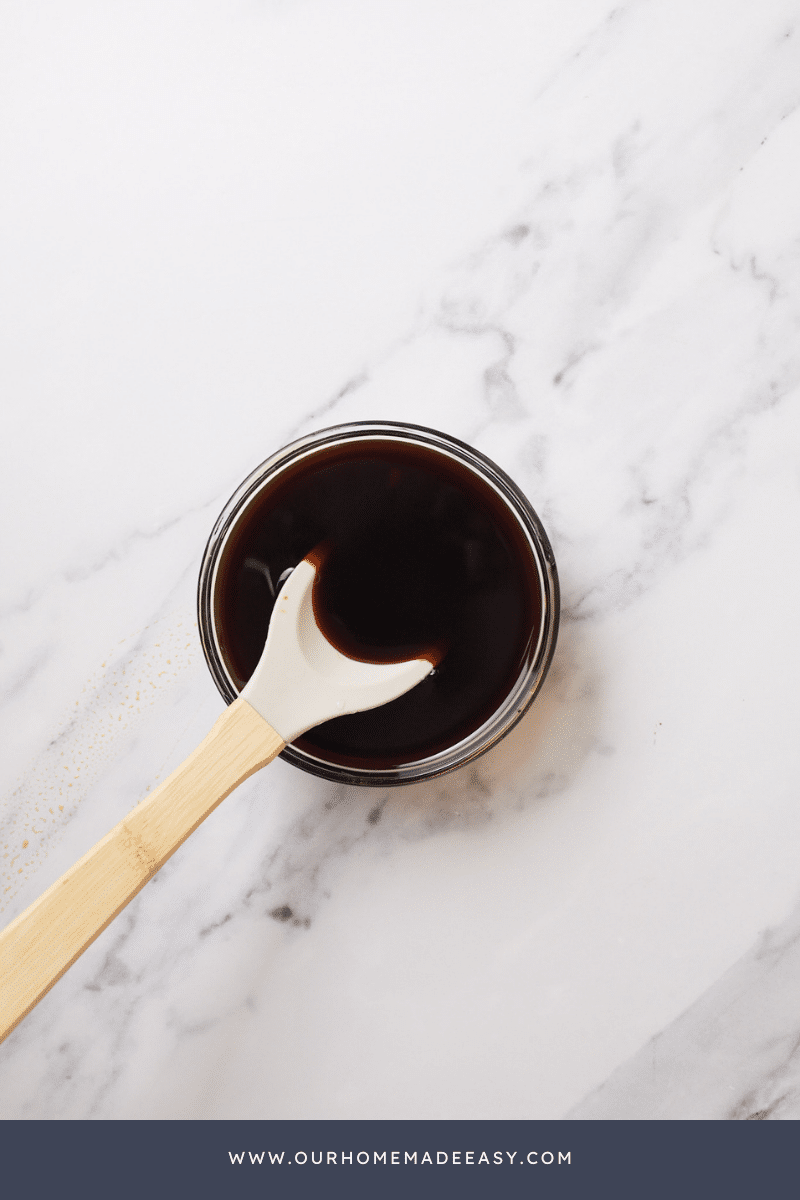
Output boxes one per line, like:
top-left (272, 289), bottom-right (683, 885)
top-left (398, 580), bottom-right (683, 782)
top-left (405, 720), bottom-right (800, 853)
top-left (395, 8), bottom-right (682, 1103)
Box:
top-left (0, 698), bottom-right (285, 1044)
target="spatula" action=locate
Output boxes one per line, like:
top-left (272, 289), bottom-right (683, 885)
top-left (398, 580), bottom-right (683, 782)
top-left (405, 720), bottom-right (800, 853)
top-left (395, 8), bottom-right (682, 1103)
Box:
top-left (0, 557), bottom-right (433, 1043)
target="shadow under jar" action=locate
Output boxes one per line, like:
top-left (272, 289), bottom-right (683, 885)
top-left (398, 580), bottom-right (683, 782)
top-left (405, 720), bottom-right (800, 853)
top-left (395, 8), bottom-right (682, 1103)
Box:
top-left (198, 421), bottom-right (559, 785)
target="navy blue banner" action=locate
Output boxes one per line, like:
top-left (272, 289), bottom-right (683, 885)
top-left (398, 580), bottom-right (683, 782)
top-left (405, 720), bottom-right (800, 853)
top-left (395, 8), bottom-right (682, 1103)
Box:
top-left (0, 1119), bottom-right (792, 1198)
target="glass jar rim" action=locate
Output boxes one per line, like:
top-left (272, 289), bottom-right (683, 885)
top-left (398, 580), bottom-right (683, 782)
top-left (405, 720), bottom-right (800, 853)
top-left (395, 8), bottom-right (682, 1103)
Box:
top-left (197, 420), bottom-right (559, 786)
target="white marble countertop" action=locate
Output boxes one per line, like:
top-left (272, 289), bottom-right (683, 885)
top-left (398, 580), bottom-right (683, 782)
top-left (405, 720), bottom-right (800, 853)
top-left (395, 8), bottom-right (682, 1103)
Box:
top-left (2, 0), bottom-right (800, 1121)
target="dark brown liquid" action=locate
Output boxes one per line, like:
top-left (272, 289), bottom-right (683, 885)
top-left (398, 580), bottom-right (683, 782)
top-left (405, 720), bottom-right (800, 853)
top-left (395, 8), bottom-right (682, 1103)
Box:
top-left (214, 440), bottom-right (541, 768)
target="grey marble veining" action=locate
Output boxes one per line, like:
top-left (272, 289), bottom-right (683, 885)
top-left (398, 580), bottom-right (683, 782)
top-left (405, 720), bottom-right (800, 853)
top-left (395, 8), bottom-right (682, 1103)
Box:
top-left (571, 899), bottom-right (800, 1119)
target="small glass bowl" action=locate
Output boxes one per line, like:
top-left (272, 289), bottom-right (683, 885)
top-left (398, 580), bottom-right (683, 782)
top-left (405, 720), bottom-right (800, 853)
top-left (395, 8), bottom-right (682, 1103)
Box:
top-left (197, 420), bottom-right (559, 786)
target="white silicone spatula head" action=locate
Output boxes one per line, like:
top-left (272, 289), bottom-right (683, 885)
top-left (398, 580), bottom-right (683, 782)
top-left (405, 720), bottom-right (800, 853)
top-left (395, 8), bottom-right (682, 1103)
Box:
top-left (240, 557), bottom-right (434, 742)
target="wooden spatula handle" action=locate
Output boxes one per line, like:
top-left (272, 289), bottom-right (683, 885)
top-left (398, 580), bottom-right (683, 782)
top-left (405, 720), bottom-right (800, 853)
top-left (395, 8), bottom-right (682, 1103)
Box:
top-left (0, 698), bottom-right (284, 1044)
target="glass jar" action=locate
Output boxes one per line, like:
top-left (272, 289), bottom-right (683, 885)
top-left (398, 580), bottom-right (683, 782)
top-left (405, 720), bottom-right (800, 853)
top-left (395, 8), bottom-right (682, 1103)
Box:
top-left (198, 420), bottom-right (559, 785)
